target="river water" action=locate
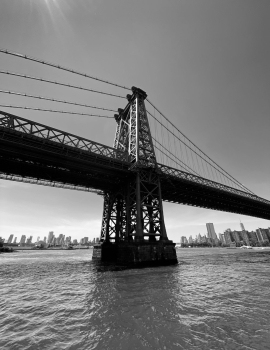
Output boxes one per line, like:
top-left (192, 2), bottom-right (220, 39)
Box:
top-left (1, 248), bottom-right (270, 350)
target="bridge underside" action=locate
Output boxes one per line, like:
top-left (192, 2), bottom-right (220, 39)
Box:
top-left (1, 119), bottom-right (270, 221)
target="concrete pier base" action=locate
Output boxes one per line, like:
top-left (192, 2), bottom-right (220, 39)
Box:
top-left (92, 241), bottom-right (178, 267)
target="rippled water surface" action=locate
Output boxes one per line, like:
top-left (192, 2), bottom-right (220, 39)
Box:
top-left (1, 248), bottom-right (270, 350)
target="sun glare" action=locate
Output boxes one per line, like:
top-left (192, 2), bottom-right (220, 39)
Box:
top-left (29, 0), bottom-right (72, 36)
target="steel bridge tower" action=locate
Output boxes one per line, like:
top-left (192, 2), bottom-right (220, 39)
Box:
top-left (94, 87), bottom-right (177, 265)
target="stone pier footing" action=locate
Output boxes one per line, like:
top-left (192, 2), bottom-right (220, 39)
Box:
top-left (92, 241), bottom-right (178, 267)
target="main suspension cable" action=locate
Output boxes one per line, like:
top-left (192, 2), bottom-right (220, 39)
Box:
top-left (0, 48), bottom-right (130, 91)
top-left (146, 98), bottom-right (254, 194)
top-left (0, 89), bottom-right (117, 112)
top-left (0, 71), bottom-right (126, 99)
top-left (0, 105), bottom-right (113, 118)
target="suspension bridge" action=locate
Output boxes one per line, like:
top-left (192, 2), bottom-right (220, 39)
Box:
top-left (1, 49), bottom-right (270, 265)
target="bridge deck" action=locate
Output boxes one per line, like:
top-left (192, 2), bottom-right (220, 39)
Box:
top-left (1, 110), bottom-right (270, 220)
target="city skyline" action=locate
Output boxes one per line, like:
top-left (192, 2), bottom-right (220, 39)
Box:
top-left (180, 222), bottom-right (270, 247)
top-left (1, 219), bottom-right (269, 244)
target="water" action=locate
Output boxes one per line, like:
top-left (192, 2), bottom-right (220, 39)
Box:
top-left (1, 248), bottom-right (270, 350)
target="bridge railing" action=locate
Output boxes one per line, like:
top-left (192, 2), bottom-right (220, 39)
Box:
top-left (158, 163), bottom-right (270, 205)
top-left (0, 110), bottom-right (128, 161)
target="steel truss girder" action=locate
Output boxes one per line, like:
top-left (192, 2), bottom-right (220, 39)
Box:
top-left (0, 110), bottom-right (127, 161)
top-left (158, 163), bottom-right (269, 205)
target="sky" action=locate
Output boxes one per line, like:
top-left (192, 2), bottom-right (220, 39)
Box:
top-left (0, 0), bottom-right (270, 243)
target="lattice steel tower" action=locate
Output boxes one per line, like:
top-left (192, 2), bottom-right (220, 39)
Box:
top-left (99, 87), bottom-right (169, 243)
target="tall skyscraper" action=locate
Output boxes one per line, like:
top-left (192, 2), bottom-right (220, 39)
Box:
top-left (13, 237), bottom-right (17, 244)
top-left (20, 235), bottom-right (26, 244)
top-left (7, 234), bottom-right (14, 244)
top-left (206, 223), bottom-right (217, 240)
top-left (231, 231), bottom-right (241, 244)
top-left (224, 230), bottom-right (233, 245)
top-left (240, 222), bottom-right (245, 231)
top-left (48, 231), bottom-right (54, 244)
top-left (256, 228), bottom-right (269, 243)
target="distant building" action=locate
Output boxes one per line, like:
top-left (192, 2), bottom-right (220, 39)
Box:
top-left (7, 234), bottom-right (14, 244)
top-left (219, 233), bottom-right (226, 244)
top-left (56, 234), bottom-right (64, 246)
top-left (48, 231), bottom-right (54, 244)
top-left (73, 239), bottom-right (78, 245)
top-left (231, 231), bottom-right (242, 244)
top-left (44, 237), bottom-right (47, 243)
top-left (13, 237), bottom-right (17, 244)
top-left (20, 235), bottom-right (26, 244)
top-left (224, 230), bottom-right (233, 245)
top-left (26, 236), bottom-right (33, 245)
top-left (256, 228), bottom-right (269, 243)
top-left (201, 235), bottom-right (207, 243)
top-left (66, 236), bottom-right (71, 244)
top-left (267, 228), bottom-right (270, 241)
top-left (180, 236), bottom-right (188, 245)
top-left (247, 231), bottom-right (258, 245)
top-left (241, 231), bottom-right (250, 246)
top-left (206, 223), bottom-right (218, 240)
top-left (240, 222), bottom-right (245, 231)
top-left (37, 236), bottom-right (40, 242)
top-left (188, 236), bottom-right (193, 244)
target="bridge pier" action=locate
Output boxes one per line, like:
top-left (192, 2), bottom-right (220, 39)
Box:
top-left (92, 240), bottom-right (177, 266)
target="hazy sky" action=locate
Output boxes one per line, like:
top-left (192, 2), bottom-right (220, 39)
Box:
top-left (1, 0), bottom-right (270, 242)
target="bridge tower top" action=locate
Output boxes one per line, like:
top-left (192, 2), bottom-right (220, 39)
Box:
top-left (113, 86), bottom-right (157, 168)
